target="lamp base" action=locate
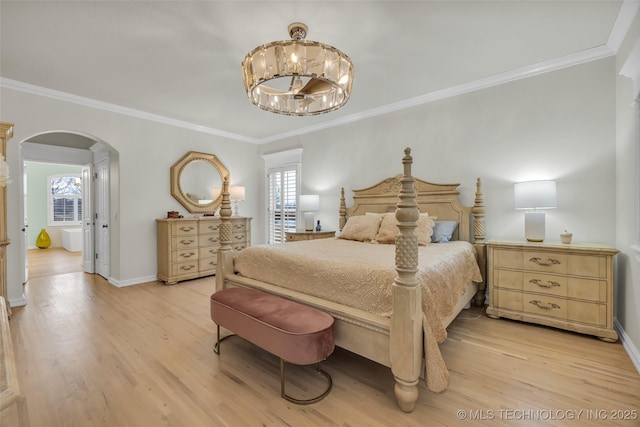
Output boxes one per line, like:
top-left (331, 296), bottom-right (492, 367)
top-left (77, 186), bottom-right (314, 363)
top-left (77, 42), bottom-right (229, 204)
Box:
top-left (524, 211), bottom-right (546, 242)
top-left (304, 212), bottom-right (315, 232)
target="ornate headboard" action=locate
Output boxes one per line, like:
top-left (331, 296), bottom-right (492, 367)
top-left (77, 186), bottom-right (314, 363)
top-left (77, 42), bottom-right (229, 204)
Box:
top-left (339, 175), bottom-right (486, 244)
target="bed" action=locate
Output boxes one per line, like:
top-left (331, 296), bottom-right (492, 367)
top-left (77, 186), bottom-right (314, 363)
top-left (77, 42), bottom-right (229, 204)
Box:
top-left (214, 148), bottom-right (486, 412)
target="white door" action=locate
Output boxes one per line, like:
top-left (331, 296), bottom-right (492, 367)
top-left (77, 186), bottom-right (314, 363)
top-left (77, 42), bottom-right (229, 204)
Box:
top-left (22, 162), bottom-right (28, 283)
top-left (81, 166), bottom-right (94, 273)
top-left (94, 159), bottom-right (109, 279)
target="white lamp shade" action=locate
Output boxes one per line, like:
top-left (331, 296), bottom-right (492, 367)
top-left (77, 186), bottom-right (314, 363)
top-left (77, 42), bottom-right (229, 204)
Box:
top-left (299, 194), bottom-right (320, 211)
top-left (514, 180), bottom-right (557, 210)
top-left (229, 186), bottom-right (245, 201)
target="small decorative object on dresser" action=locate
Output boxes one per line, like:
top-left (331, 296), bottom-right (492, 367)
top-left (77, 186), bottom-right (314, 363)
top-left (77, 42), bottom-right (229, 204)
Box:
top-left (560, 230), bottom-right (573, 244)
top-left (156, 216), bottom-right (251, 284)
top-left (285, 230), bottom-right (335, 242)
top-left (486, 240), bottom-right (619, 342)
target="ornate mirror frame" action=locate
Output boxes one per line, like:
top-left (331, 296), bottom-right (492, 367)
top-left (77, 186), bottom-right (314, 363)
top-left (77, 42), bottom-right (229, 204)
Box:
top-left (170, 151), bottom-right (230, 214)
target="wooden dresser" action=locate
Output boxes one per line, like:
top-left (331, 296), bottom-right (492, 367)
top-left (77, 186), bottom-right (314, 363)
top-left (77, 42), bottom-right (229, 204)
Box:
top-left (285, 230), bottom-right (335, 242)
top-left (486, 240), bottom-right (619, 342)
top-left (156, 216), bottom-right (251, 284)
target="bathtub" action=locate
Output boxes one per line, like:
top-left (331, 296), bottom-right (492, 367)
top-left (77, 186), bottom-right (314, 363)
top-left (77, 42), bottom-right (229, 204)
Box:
top-left (62, 228), bottom-right (82, 252)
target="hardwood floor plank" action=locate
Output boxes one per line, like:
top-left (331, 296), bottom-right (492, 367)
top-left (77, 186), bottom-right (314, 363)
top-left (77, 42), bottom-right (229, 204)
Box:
top-left (6, 250), bottom-right (640, 426)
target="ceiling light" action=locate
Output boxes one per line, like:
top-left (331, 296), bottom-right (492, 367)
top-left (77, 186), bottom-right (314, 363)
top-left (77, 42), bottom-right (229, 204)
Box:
top-left (241, 22), bottom-right (354, 116)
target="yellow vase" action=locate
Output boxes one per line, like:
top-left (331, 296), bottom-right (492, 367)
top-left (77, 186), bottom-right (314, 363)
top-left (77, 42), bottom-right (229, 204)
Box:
top-left (36, 229), bottom-right (51, 249)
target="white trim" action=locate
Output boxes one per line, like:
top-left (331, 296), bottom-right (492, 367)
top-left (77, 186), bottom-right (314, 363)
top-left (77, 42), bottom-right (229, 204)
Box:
top-left (0, 78), bottom-right (259, 145)
top-left (0, 1), bottom-right (634, 145)
top-left (22, 141), bottom-right (93, 165)
top-left (8, 295), bottom-right (26, 308)
top-left (608, 0), bottom-right (640, 53)
top-left (615, 318), bottom-right (640, 375)
top-left (107, 275), bottom-right (157, 288)
top-left (259, 45), bottom-right (616, 144)
top-left (262, 148), bottom-right (303, 169)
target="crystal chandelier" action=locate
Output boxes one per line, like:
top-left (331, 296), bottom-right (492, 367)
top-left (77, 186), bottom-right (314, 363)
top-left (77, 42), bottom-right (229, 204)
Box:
top-left (241, 22), bottom-right (354, 116)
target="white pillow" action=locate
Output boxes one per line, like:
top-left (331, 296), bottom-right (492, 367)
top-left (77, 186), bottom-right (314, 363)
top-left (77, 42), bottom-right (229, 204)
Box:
top-left (374, 213), bottom-right (435, 245)
top-left (339, 215), bottom-right (383, 242)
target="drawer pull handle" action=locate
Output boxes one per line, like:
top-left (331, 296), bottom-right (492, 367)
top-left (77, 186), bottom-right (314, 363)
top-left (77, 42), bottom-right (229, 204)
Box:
top-left (529, 279), bottom-right (560, 289)
top-left (529, 300), bottom-right (561, 310)
top-left (180, 227), bottom-right (195, 232)
top-left (180, 265), bottom-right (195, 271)
top-left (180, 239), bottom-right (195, 245)
top-left (182, 252), bottom-right (196, 258)
top-left (529, 257), bottom-right (560, 267)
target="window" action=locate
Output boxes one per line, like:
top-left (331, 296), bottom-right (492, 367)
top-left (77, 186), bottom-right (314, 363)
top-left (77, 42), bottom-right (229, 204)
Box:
top-left (267, 166), bottom-right (298, 244)
top-left (48, 174), bottom-right (82, 226)
top-left (263, 148), bottom-right (303, 244)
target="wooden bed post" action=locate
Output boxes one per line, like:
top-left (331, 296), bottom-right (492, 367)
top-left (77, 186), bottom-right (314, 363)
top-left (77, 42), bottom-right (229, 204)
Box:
top-left (472, 178), bottom-right (487, 306)
top-left (339, 187), bottom-right (347, 231)
top-left (215, 176), bottom-right (233, 292)
top-left (390, 147), bottom-right (422, 413)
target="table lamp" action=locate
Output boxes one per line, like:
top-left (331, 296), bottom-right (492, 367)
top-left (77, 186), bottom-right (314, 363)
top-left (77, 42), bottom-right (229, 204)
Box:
top-left (299, 194), bottom-right (320, 231)
top-left (514, 180), bottom-right (557, 242)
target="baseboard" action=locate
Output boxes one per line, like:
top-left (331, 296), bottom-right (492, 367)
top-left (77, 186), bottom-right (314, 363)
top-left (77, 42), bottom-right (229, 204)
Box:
top-left (8, 295), bottom-right (27, 308)
top-left (108, 275), bottom-right (158, 288)
top-left (614, 318), bottom-right (640, 375)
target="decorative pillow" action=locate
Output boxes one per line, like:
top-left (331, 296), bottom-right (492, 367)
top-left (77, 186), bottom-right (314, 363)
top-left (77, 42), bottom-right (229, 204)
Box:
top-left (431, 221), bottom-right (459, 243)
top-left (374, 213), bottom-right (435, 246)
top-left (339, 215), bottom-right (383, 242)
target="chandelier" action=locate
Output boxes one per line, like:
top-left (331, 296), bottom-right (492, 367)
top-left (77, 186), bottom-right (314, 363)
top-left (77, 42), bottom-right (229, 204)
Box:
top-left (241, 22), bottom-right (354, 116)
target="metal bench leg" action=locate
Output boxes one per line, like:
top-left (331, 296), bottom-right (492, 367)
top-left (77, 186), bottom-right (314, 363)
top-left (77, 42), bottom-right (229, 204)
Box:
top-left (280, 359), bottom-right (332, 405)
top-left (213, 325), bottom-right (235, 355)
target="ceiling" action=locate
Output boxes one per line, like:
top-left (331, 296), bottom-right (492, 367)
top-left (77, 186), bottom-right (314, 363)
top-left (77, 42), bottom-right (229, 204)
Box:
top-left (0, 1), bottom-right (627, 144)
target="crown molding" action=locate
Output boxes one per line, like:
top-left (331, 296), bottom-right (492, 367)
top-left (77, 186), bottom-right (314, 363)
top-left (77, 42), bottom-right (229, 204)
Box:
top-left (0, 78), bottom-right (259, 144)
top-left (258, 45), bottom-right (615, 144)
top-left (608, 0), bottom-right (640, 53)
top-left (2, 0), bottom-right (634, 146)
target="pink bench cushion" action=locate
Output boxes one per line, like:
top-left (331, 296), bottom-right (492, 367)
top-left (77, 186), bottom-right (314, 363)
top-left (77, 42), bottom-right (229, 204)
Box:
top-left (211, 287), bottom-right (335, 365)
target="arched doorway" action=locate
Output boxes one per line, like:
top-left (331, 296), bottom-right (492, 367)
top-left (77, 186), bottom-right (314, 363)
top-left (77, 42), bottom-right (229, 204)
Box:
top-left (19, 131), bottom-right (118, 283)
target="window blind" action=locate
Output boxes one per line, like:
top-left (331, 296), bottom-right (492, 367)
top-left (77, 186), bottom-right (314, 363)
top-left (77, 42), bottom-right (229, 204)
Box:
top-left (267, 166), bottom-right (297, 244)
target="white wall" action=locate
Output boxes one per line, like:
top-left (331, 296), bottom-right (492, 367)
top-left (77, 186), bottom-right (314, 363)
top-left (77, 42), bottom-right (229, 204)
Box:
top-left (615, 10), bottom-right (640, 371)
top-left (262, 58), bottom-right (639, 361)
top-left (262, 59), bottom-right (617, 247)
top-left (1, 88), bottom-right (262, 302)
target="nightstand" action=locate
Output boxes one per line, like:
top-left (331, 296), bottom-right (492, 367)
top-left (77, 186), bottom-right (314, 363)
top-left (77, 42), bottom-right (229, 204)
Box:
top-left (486, 240), bottom-right (619, 342)
top-left (285, 230), bottom-right (336, 242)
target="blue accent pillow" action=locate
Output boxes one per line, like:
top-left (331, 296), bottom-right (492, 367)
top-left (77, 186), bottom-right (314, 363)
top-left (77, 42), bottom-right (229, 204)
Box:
top-left (432, 221), bottom-right (458, 243)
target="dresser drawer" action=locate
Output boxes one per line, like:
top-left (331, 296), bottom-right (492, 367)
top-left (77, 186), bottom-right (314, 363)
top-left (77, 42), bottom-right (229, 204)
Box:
top-left (171, 221), bottom-right (198, 236)
top-left (171, 236), bottom-right (198, 249)
top-left (199, 221), bottom-right (221, 234)
top-left (567, 254), bottom-right (608, 279)
top-left (199, 257), bottom-right (217, 272)
top-left (199, 234), bottom-right (220, 247)
top-left (523, 294), bottom-right (606, 326)
top-left (567, 300), bottom-right (607, 326)
top-left (233, 242), bottom-right (248, 251)
top-left (171, 261), bottom-right (198, 276)
top-left (232, 233), bottom-right (247, 244)
top-left (494, 249), bottom-right (567, 274)
top-left (494, 289), bottom-right (523, 312)
top-left (524, 294), bottom-right (567, 319)
top-left (172, 249), bottom-right (198, 263)
top-left (231, 221), bottom-right (247, 233)
top-left (199, 247), bottom-right (219, 259)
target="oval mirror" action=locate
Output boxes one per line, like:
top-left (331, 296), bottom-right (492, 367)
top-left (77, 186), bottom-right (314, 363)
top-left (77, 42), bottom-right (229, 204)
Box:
top-left (170, 151), bottom-right (230, 213)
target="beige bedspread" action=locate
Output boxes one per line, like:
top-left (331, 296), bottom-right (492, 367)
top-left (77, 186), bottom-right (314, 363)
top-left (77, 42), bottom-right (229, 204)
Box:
top-left (233, 238), bottom-right (482, 392)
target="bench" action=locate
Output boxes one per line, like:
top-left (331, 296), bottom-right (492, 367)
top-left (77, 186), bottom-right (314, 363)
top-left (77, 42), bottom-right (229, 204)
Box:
top-left (210, 287), bottom-right (335, 404)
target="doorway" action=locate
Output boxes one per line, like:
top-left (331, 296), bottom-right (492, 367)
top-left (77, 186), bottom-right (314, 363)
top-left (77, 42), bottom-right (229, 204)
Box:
top-left (19, 131), bottom-right (116, 283)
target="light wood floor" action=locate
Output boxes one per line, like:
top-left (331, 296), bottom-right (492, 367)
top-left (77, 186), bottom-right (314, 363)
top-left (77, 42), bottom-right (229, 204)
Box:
top-left (7, 250), bottom-right (640, 426)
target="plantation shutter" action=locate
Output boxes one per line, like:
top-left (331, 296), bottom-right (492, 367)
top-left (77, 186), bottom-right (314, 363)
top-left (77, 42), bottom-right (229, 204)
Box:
top-left (267, 165), bottom-right (298, 244)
